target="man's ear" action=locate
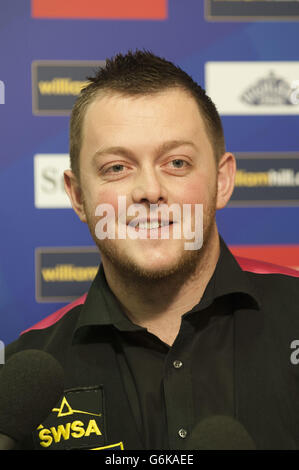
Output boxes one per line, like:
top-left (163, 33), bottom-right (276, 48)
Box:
top-left (216, 152), bottom-right (236, 210)
top-left (64, 169), bottom-right (87, 223)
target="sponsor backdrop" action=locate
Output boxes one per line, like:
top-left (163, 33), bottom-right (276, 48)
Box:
top-left (0, 0), bottom-right (298, 345)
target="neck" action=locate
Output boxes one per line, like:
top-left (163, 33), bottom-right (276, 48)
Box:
top-left (101, 228), bottom-right (221, 331)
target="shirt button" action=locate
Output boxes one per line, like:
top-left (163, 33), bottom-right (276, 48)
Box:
top-left (178, 428), bottom-right (188, 439)
top-left (173, 360), bottom-right (183, 369)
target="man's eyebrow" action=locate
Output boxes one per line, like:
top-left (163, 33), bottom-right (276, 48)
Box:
top-left (158, 140), bottom-right (198, 154)
top-left (91, 140), bottom-right (198, 161)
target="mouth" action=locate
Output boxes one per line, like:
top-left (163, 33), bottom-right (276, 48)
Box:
top-left (133, 220), bottom-right (173, 230)
top-left (126, 219), bottom-right (174, 236)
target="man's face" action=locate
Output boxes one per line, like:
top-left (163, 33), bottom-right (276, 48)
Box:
top-left (75, 88), bottom-right (220, 280)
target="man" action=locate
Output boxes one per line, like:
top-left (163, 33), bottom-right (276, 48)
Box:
top-left (4, 50), bottom-right (299, 450)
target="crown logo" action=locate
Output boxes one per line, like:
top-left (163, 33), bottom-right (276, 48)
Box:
top-left (240, 71), bottom-right (294, 105)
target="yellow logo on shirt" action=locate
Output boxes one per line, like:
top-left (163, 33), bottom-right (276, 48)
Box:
top-left (36, 396), bottom-right (102, 448)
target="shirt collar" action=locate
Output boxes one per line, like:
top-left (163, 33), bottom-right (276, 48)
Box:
top-left (194, 234), bottom-right (262, 312)
top-left (74, 261), bottom-right (138, 335)
top-left (73, 234), bottom-right (261, 338)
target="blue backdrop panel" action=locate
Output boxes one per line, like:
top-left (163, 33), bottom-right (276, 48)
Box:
top-left (0, 0), bottom-right (298, 345)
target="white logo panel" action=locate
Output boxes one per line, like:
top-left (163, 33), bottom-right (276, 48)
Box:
top-left (34, 154), bottom-right (71, 208)
top-left (205, 62), bottom-right (299, 115)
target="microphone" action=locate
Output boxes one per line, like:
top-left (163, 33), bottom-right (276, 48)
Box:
top-left (0, 349), bottom-right (64, 450)
top-left (184, 415), bottom-right (256, 450)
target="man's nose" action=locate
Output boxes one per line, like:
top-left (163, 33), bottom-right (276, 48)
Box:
top-left (131, 166), bottom-right (168, 206)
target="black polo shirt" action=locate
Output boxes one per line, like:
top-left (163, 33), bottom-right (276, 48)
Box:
top-left (72, 234), bottom-right (260, 450)
top-left (6, 234), bottom-right (299, 450)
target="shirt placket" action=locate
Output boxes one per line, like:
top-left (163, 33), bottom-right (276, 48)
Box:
top-left (163, 319), bottom-right (195, 450)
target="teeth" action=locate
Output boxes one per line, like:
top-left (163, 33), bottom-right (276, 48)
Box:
top-left (138, 221), bottom-right (160, 230)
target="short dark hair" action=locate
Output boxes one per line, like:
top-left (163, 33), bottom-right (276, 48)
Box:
top-left (69, 49), bottom-right (225, 180)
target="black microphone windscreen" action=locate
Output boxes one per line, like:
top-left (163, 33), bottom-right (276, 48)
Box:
top-left (0, 349), bottom-right (64, 442)
top-left (185, 415), bottom-right (256, 450)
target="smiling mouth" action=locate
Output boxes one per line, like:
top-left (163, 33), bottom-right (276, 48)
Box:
top-left (127, 220), bottom-right (174, 231)
top-left (134, 221), bottom-right (173, 230)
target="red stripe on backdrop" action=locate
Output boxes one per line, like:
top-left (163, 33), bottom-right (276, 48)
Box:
top-left (31, 0), bottom-right (168, 19)
top-left (230, 245), bottom-right (299, 272)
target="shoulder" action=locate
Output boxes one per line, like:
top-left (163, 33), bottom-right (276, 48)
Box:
top-left (245, 269), bottom-right (299, 299)
top-left (236, 254), bottom-right (299, 297)
top-left (4, 294), bottom-right (87, 361)
top-left (243, 270), bottom-right (299, 333)
top-left (235, 255), bottom-right (299, 321)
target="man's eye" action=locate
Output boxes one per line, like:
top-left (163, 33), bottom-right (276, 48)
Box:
top-left (105, 164), bottom-right (125, 173)
top-left (169, 159), bottom-right (188, 168)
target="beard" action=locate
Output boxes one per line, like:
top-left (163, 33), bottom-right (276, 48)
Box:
top-left (84, 189), bottom-right (218, 286)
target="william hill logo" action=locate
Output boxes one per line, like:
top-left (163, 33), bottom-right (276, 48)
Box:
top-left (241, 72), bottom-right (294, 106)
top-left (32, 61), bottom-right (105, 115)
top-left (38, 78), bottom-right (89, 96)
top-left (33, 387), bottom-right (113, 450)
top-left (41, 264), bottom-right (98, 282)
top-left (229, 152), bottom-right (299, 207)
top-left (35, 247), bottom-right (101, 303)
